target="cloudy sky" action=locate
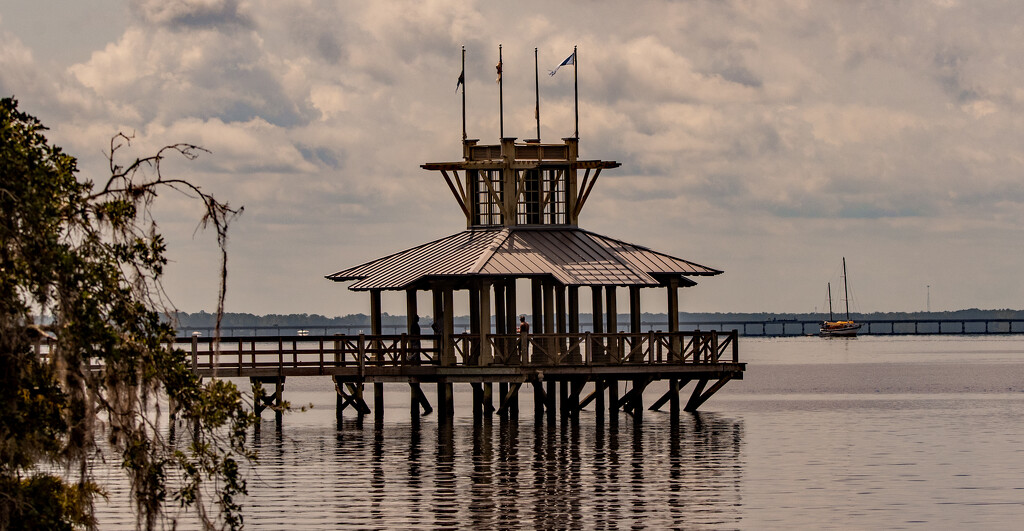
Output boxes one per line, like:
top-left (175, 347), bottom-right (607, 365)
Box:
top-left (2, 0), bottom-right (1022, 317)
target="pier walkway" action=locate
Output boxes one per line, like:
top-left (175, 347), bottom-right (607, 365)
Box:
top-left (174, 330), bottom-right (743, 424)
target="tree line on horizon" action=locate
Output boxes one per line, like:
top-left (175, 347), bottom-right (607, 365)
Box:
top-left (171, 308), bottom-right (1024, 328)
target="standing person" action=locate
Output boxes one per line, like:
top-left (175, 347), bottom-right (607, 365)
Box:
top-left (517, 315), bottom-right (530, 363)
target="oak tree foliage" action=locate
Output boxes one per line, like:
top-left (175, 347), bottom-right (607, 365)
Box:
top-left (0, 97), bottom-right (254, 530)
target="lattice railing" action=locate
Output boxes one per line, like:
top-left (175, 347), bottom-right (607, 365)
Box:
top-left (35, 330), bottom-right (738, 373)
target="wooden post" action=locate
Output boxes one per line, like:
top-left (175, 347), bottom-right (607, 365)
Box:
top-left (667, 278), bottom-right (680, 416)
top-left (556, 283), bottom-right (567, 361)
top-left (480, 280), bottom-right (494, 414)
top-left (533, 379), bottom-right (545, 421)
top-left (632, 378), bottom-right (644, 426)
top-left (370, 290), bottom-right (384, 424)
top-left (469, 285), bottom-right (480, 365)
top-left (629, 286), bottom-right (641, 334)
top-left (438, 378), bottom-right (454, 419)
top-left (543, 281), bottom-right (554, 365)
top-left (605, 286), bottom-right (617, 420)
top-left (443, 286), bottom-right (455, 365)
top-left (605, 287), bottom-right (617, 334)
top-left (494, 280), bottom-right (506, 364)
top-left (495, 282), bottom-right (508, 412)
top-left (505, 279), bottom-right (517, 334)
top-left (546, 379), bottom-right (557, 425)
top-left (406, 289), bottom-right (428, 421)
top-left (531, 279), bottom-right (543, 359)
top-left (432, 286), bottom-right (443, 362)
top-left (274, 377), bottom-right (284, 426)
top-left (629, 286), bottom-right (642, 363)
top-left (479, 281), bottom-right (493, 365)
top-left (591, 284), bottom-right (604, 409)
top-left (568, 286), bottom-right (580, 362)
top-left (606, 286), bottom-right (618, 364)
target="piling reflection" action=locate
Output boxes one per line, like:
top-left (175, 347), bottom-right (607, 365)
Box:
top-left (241, 413), bottom-right (744, 529)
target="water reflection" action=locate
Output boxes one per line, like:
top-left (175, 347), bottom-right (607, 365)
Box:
top-left (238, 413), bottom-right (744, 529)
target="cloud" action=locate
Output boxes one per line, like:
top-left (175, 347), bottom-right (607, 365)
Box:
top-left (130, 0), bottom-right (253, 30)
top-left (3, 0), bottom-right (1024, 314)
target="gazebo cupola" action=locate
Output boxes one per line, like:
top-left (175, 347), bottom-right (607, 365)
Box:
top-left (422, 136), bottom-right (619, 228)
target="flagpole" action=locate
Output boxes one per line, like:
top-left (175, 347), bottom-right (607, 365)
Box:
top-left (573, 45), bottom-right (579, 139)
top-left (498, 44), bottom-right (504, 139)
top-left (534, 47), bottom-right (541, 141)
top-left (461, 45), bottom-right (467, 141)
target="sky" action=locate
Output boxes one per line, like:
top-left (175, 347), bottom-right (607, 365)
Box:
top-left (1, 0), bottom-right (1022, 317)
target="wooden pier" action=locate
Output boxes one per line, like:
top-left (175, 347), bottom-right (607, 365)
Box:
top-left (178, 330), bottom-right (743, 425)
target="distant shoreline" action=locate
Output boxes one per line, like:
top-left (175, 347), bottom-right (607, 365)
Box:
top-left (172, 310), bottom-right (1024, 337)
top-left (172, 309), bottom-right (1024, 329)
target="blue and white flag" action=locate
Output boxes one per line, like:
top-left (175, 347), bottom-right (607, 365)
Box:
top-left (548, 52), bottom-right (575, 76)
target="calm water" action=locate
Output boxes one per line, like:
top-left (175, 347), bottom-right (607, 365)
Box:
top-left (96, 335), bottom-right (1024, 529)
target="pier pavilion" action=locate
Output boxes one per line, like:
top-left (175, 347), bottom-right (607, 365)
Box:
top-left (315, 126), bottom-right (745, 424)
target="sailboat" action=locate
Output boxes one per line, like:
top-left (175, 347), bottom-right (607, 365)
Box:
top-left (820, 257), bottom-right (862, 337)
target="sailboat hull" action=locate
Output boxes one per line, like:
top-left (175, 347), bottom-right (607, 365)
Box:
top-left (820, 321), bottom-right (862, 337)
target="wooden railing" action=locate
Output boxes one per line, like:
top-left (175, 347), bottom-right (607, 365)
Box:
top-left (169, 330), bottom-right (739, 373)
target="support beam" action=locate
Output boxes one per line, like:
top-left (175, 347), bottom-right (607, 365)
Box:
top-left (578, 379), bottom-right (608, 409)
top-left (252, 376), bottom-right (287, 421)
top-left (615, 376), bottom-right (653, 412)
top-left (333, 380), bottom-right (370, 416)
top-left (684, 379), bottom-right (709, 412)
top-left (649, 378), bottom-right (691, 411)
top-left (496, 382), bottom-right (522, 416)
top-left (684, 376), bottom-right (733, 412)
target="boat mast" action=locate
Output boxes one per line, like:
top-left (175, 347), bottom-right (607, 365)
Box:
top-left (842, 257), bottom-right (851, 321)
top-left (827, 282), bottom-right (834, 321)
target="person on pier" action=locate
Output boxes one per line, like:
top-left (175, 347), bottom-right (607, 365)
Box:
top-left (517, 315), bottom-right (530, 363)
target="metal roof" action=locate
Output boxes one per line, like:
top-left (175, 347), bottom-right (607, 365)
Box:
top-left (326, 227), bottom-right (721, 291)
